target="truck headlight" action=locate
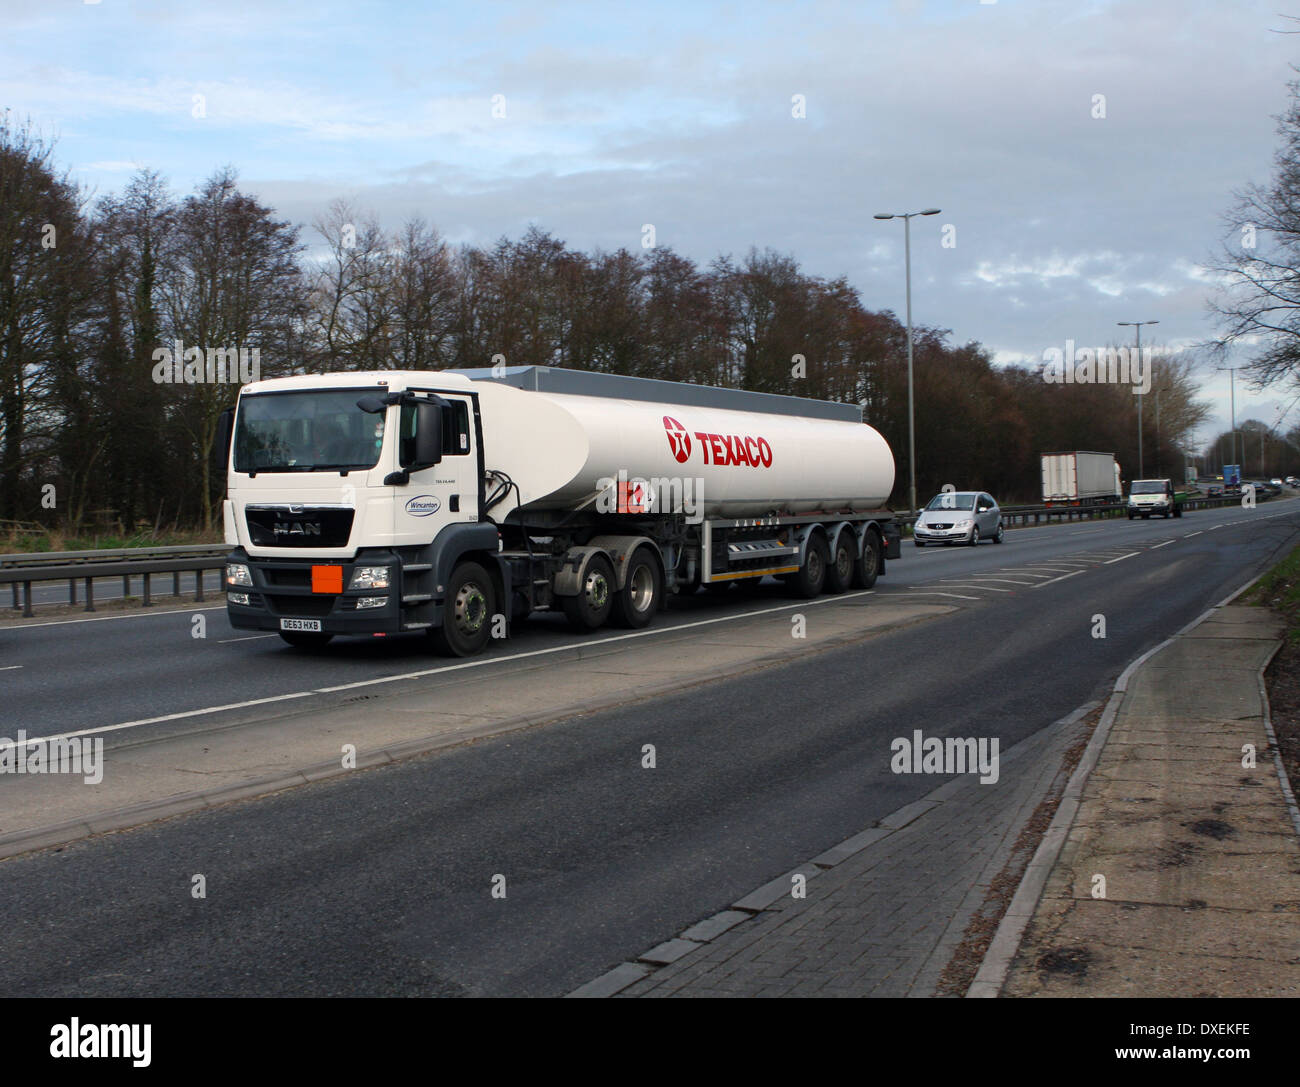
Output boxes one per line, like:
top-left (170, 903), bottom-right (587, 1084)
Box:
top-left (227, 591), bottom-right (251, 605)
top-left (349, 566), bottom-right (391, 591)
top-left (355, 596), bottom-right (388, 609)
top-left (226, 563), bottom-right (252, 587)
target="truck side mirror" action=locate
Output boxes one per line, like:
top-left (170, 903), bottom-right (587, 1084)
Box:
top-left (412, 399), bottom-right (443, 469)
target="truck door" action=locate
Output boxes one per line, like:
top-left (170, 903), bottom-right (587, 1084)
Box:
top-left (402, 390), bottom-right (478, 527)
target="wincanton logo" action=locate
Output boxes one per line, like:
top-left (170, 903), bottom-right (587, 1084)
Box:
top-left (663, 416), bottom-right (691, 463)
top-left (405, 495), bottom-right (441, 517)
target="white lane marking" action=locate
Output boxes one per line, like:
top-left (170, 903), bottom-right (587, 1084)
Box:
top-left (1150, 540), bottom-right (1174, 550)
top-left (1001, 571), bottom-right (1053, 579)
top-left (1184, 531), bottom-right (1203, 538)
top-left (0, 692), bottom-right (316, 754)
top-left (1019, 561), bottom-right (1090, 568)
top-left (1208, 525), bottom-right (1224, 531)
top-left (217, 634), bottom-right (279, 644)
top-left (938, 576), bottom-right (1036, 586)
top-left (0, 665), bottom-right (22, 671)
top-left (1, 605), bottom-right (225, 630)
top-left (0, 589), bottom-right (881, 750)
top-left (1103, 552), bottom-right (1140, 564)
top-left (1033, 570), bottom-right (1085, 588)
top-left (902, 591), bottom-right (980, 601)
top-left (931, 582), bottom-right (1011, 592)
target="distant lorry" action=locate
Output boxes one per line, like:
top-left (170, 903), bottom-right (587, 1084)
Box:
top-left (1127, 478), bottom-right (1181, 519)
top-left (1223, 464), bottom-right (1242, 494)
top-left (1041, 451), bottom-right (1122, 506)
top-left (219, 366), bottom-right (902, 656)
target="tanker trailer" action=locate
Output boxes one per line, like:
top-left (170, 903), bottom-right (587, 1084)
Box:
top-left (220, 366), bottom-right (901, 656)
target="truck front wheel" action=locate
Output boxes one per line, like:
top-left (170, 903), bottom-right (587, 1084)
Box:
top-left (430, 561), bottom-right (496, 657)
top-left (563, 555), bottom-right (615, 631)
top-left (611, 550), bottom-right (662, 629)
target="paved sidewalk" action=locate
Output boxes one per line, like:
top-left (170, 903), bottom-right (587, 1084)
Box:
top-left (1002, 604), bottom-right (1300, 997)
top-left (591, 706), bottom-right (1093, 998)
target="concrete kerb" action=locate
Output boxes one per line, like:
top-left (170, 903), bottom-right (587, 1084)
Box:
top-left (965, 567), bottom-right (1278, 998)
top-left (0, 600), bottom-right (948, 863)
top-left (566, 699), bottom-right (1101, 999)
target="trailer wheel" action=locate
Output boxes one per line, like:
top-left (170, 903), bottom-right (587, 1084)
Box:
top-left (563, 554), bottom-right (615, 631)
top-left (791, 535), bottom-right (829, 598)
top-left (852, 531), bottom-right (881, 589)
top-left (429, 561), bottom-right (496, 657)
top-left (825, 532), bottom-right (855, 594)
top-left (611, 549), bottom-right (662, 629)
top-left (279, 631), bottom-right (334, 650)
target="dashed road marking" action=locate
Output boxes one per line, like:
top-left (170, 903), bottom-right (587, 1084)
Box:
top-left (1103, 552), bottom-right (1140, 564)
top-left (1033, 570), bottom-right (1085, 588)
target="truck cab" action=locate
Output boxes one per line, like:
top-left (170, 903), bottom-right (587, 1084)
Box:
top-left (1127, 478), bottom-right (1180, 519)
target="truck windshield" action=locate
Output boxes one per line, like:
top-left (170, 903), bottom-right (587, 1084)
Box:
top-left (233, 389), bottom-right (386, 473)
top-left (1130, 481), bottom-right (1167, 495)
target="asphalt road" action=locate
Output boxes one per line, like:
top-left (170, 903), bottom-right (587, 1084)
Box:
top-left (2, 500), bottom-right (1296, 996)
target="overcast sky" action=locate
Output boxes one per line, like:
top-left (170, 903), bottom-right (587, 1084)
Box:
top-left (4, 0), bottom-right (1298, 452)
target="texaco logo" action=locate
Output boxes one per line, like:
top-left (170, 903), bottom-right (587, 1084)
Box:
top-left (663, 415), bottom-right (691, 463)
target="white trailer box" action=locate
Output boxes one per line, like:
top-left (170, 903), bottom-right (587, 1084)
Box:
top-left (1041, 451), bottom-right (1121, 505)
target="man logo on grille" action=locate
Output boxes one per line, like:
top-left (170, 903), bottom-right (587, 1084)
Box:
top-left (663, 416), bottom-right (691, 463)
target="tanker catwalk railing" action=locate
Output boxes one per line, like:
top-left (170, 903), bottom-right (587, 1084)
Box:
top-left (1, 544), bottom-right (227, 617)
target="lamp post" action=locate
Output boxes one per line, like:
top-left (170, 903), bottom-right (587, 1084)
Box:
top-left (875, 207), bottom-right (941, 517)
top-left (1216, 366), bottom-right (1239, 471)
top-left (1118, 320), bottom-right (1158, 477)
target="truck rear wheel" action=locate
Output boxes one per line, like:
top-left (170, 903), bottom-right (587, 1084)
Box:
top-left (852, 532), bottom-right (881, 589)
top-left (563, 554), bottom-right (615, 631)
top-left (429, 561), bottom-right (496, 657)
top-left (279, 631), bottom-right (334, 650)
top-left (790, 536), bottom-right (828, 598)
top-left (611, 550), bottom-right (662, 629)
top-left (825, 533), bottom-right (855, 594)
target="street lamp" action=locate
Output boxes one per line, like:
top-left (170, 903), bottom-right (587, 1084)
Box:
top-left (1216, 366), bottom-right (1240, 472)
top-left (1118, 320), bottom-right (1158, 477)
top-left (875, 207), bottom-right (941, 516)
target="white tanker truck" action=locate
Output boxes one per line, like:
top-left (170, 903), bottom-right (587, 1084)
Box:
top-left (219, 366), bottom-right (901, 656)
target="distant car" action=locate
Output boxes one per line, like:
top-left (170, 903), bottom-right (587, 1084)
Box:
top-left (1272, 478), bottom-right (1283, 487)
top-left (1207, 485), bottom-right (1223, 496)
top-left (914, 491), bottom-right (1003, 546)
top-left (1289, 476), bottom-right (1300, 488)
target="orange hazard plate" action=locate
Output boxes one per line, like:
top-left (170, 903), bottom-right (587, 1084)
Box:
top-left (311, 565), bottom-right (343, 594)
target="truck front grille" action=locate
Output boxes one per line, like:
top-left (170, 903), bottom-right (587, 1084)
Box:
top-left (246, 507), bottom-right (354, 548)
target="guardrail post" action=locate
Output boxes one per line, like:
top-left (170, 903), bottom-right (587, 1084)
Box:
top-left (173, 571), bottom-right (180, 597)
top-left (84, 577), bottom-right (94, 612)
top-left (195, 569), bottom-right (204, 602)
top-left (122, 574), bottom-right (130, 599)
top-left (143, 572), bottom-right (151, 607)
top-left (10, 582), bottom-right (17, 610)
top-left (69, 578), bottom-right (77, 605)
top-left (22, 581), bottom-right (32, 618)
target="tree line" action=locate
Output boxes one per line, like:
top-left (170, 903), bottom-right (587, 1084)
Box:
top-left (0, 115), bottom-right (1212, 537)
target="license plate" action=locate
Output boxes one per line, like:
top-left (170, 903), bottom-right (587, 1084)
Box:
top-left (280, 618), bottom-right (322, 632)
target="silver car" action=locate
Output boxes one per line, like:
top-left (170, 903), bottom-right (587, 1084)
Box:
top-left (914, 491), bottom-right (1004, 547)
